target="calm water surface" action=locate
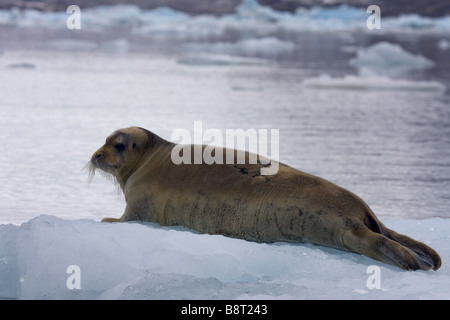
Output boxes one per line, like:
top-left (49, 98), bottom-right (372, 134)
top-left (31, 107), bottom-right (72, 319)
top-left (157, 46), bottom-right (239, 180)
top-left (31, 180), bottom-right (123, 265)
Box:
top-left (1, 28), bottom-right (449, 224)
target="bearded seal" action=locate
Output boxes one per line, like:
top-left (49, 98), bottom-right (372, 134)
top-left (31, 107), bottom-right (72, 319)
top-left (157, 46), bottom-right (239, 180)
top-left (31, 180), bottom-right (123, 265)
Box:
top-left (88, 126), bottom-right (441, 271)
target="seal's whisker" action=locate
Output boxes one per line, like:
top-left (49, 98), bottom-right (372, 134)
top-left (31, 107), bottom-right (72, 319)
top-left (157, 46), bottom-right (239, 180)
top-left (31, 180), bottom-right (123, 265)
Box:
top-left (93, 166), bottom-right (121, 196)
top-left (82, 161), bottom-right (96, 184)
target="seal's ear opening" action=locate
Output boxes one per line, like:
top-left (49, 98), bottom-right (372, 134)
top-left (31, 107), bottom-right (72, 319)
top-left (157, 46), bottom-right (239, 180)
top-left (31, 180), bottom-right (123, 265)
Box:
top-left (132, 143), bottom-right (138, 151)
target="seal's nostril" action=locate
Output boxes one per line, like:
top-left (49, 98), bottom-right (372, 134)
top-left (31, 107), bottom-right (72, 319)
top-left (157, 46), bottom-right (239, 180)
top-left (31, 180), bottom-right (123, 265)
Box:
top-left (92, 152), bottom-right (102, 161)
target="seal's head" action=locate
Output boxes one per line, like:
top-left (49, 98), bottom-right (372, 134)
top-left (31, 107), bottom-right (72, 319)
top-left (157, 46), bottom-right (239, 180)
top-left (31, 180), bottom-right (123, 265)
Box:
top-left (88, 127), bottom-right (152, 186)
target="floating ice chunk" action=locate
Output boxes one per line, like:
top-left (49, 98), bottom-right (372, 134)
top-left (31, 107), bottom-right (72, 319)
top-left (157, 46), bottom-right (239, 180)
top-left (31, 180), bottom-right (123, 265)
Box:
top-left (135, 9), bottom-right (223, 39)
top-left (233, 2), bottom-right (367, 32)
top-left (0, 7), bottom-right (66, 28)
top-left (302, 73), bottom-right (446, 92)
top-left (306, 4), bottom-right (367, 26)
top-left (235, 0), bottom-right (290, 23)
top-left (437, 39), bottom-right (450, 51)
top-left (434, 16), bottom-right (450, 31)
top-left (314, 41), bottom-right (445, 94)
top-left (226, 37), bottom-right (296, 57)
top-left (177, 53), bottom-right (268, 66)
top-left (0, 9), bottom-right (15, 25)
top-left (47, 39), bottom-right (98, 51)
top-left (349, 42), bottom-right (435, 76)
top-left (99, 39), bottom-right (130, 53)
top-left (47, 38), bottom-right (129, 53)
top-left (186, 37), bottom-right (296, 59)
top-left (82, 5), bottom-right (142, 27)
top-left (383, 14), bottom-right (435, 30)
top-left (133, 6), bottom-right (226, 39)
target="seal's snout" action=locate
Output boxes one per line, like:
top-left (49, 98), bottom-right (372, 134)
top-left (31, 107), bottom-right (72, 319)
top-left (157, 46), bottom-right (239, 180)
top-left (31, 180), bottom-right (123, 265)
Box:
top-left (92, 151), bottom-right (102, 162)
top-left (90, 148), bottom-right (107, 170)
top-left (90, 152), bottom-right (100, 168)
top-left (90, 146), bottom-right (121, 175)
top-left (91, 146), bottom-right (107, 166)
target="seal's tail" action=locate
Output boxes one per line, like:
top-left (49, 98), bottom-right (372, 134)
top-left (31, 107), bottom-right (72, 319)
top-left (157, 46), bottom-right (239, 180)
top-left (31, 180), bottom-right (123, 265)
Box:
top-left (342, 214), bottom-right (442, 271)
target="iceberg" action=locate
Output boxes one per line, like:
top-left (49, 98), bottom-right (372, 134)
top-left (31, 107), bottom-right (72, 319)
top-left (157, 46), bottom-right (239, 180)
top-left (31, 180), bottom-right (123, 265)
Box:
top-left (304, 41), bottom-right (445, 93)
top-left (1, 0), bottom-right (450, 36)
top-left (349, 42), bottom-right (435, 76)
top-left (0, 215), bottom-right (448, 300)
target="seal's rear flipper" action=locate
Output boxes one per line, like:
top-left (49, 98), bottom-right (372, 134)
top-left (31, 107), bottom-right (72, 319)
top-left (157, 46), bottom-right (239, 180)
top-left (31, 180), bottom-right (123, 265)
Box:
top-left (342, 226), bottom-right (441, 271)
top-left (381, 227), bottom-right (442, 271)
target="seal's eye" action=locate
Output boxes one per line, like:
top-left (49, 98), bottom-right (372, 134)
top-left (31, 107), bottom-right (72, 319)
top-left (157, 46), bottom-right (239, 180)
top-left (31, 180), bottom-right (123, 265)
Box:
top-left (114, 143), bottom-right (126, 153)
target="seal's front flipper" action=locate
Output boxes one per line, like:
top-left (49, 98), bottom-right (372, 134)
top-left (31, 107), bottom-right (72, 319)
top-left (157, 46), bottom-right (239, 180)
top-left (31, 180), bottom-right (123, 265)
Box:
top-left (101, 217), bottom-right (122, 223)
